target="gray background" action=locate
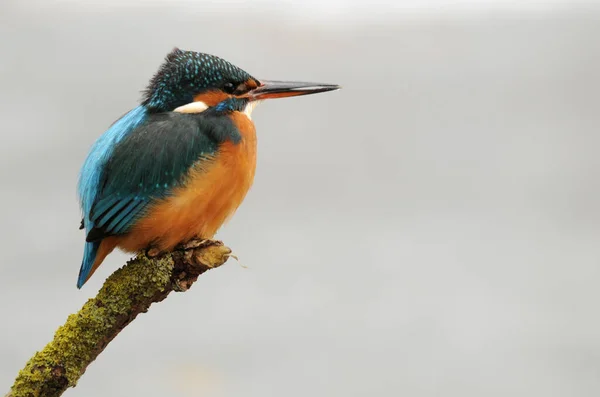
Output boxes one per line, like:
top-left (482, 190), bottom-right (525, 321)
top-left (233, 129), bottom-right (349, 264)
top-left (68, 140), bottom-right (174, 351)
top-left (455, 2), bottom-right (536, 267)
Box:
top-left (2, 1), bottom-right (600, 396)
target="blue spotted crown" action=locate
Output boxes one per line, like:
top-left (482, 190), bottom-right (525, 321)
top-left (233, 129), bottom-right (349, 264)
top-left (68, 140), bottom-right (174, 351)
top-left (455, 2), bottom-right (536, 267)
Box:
top-left (143, 48), bottom-right (256, 111)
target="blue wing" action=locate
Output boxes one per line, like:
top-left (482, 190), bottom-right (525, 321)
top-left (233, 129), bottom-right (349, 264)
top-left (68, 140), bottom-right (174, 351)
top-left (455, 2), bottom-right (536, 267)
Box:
top-left (79, 106), bottom-right (148, 220)
top-left (77, 106), bottom-right (241, 288)
top-left (77, 106), bottom-right (148, 287)
top-left (85, 111), bottom-right (240, 238)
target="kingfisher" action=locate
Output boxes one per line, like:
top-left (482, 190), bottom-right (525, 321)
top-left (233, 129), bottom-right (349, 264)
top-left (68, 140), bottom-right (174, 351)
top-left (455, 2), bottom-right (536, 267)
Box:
top-left (77, 48), bottom-right (339, 288)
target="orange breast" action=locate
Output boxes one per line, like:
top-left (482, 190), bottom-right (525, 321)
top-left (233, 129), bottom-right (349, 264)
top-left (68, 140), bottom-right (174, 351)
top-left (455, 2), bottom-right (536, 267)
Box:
top-left (117, 112), bottom-right (257, 253)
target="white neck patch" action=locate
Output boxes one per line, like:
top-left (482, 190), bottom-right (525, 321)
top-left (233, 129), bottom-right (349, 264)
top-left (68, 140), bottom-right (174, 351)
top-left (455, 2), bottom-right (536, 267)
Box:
top-left (173, 101), bottom-right (209, 114)
top-left (172, 100), bottom-right (260, 118)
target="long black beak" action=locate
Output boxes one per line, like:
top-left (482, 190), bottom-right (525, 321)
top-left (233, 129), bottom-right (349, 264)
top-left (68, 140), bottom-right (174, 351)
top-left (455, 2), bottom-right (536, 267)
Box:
top-left (249, 80), bottom-right (340, 100)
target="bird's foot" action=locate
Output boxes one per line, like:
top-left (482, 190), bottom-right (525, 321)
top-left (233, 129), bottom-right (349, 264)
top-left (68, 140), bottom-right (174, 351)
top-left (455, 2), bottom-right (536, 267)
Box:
top-left (177, 238), bottom-right (223, 251)
top-left (146, 239), bottom-right (222, 258)
top-left (147, 239), bottom-right (245, 268)
top-left (146, 246), bottom-right (164, 258)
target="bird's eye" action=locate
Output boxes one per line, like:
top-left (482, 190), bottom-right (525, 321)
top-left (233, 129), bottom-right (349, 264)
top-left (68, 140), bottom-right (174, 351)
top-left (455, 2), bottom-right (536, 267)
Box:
top-left (223, 82), bottom-right (236, 94)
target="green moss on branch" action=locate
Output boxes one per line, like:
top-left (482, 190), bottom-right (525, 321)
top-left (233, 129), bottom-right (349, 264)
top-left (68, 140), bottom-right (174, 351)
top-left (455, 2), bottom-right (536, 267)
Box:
top-left (7, 241), bottom-right (232, 397)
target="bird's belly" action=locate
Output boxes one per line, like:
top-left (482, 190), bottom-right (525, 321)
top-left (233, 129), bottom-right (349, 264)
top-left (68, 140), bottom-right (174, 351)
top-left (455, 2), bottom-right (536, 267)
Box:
top-left (119, 119), bottom-right (257, 253)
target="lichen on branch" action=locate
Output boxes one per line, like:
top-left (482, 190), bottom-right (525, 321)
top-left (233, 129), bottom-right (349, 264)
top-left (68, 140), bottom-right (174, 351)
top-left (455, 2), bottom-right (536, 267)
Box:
top-left (7, 240), bottom-right (232, 397)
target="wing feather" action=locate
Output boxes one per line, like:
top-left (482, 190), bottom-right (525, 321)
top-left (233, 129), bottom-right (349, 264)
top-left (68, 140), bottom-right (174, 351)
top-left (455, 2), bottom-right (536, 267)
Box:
top-left (84, 110), bottom-right (239, 241)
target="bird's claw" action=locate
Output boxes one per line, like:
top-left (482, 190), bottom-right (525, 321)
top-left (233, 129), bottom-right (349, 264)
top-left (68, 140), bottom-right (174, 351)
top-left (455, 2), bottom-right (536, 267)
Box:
top-left (148, 239), bottom-right (245, 268)
top-left (146, 247), bottom-right (163, 258)
top-left (146, 239), bottom-right (217, 258)
top-left (178, 238), bottom-right (222, 251)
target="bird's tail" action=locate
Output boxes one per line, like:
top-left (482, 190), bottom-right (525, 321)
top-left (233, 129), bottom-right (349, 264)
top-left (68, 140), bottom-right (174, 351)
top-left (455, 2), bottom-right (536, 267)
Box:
top-left (78, 241), bottom-right (100, 289)
top-left (77, 238), bottom-right (118, 288)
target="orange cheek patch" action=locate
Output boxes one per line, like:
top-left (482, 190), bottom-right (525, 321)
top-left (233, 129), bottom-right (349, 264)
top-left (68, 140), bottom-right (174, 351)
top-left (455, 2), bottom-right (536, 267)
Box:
top-left (242, 78), bottom-right (260, 91)
top-left (193, 90), bottom-right (231, 107)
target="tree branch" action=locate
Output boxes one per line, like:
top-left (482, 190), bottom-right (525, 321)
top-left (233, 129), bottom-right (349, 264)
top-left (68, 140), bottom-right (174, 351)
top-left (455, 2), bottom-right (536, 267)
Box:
top-left (6, 240), bottom-right (232, 397)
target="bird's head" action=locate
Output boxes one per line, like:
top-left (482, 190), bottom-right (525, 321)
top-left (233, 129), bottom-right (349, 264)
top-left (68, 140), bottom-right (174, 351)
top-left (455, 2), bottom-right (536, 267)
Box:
top-left (142, 48), bottom-right (339, 115)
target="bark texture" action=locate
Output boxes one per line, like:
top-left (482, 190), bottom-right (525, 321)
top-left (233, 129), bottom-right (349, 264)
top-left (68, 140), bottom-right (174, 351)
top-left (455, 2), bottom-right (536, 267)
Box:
top-left (7, 240), bottom-right (232, 397)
